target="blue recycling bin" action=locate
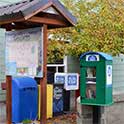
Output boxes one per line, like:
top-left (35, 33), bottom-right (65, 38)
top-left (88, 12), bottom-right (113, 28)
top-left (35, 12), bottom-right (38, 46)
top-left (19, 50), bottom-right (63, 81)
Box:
top-left (12, 77), bottom-right (38, 123)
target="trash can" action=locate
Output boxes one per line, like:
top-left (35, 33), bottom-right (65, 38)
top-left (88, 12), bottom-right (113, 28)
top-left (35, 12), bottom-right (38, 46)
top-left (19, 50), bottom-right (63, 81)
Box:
top-left (53, 84), bottom-right (64, 116)
top-left (12, 77), bottom-right (38, 123)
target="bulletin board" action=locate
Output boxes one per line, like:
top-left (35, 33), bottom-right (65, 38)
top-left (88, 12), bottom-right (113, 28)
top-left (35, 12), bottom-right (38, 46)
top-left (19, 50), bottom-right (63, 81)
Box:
top-left (5, 27), bottom-right (43, 77)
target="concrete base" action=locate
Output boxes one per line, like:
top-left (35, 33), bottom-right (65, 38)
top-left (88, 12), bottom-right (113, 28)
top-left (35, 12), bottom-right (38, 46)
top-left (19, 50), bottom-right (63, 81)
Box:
top-left (77, 97), bottom-right (93, 124)
top-left (77, 94), bottom-right (124, 124)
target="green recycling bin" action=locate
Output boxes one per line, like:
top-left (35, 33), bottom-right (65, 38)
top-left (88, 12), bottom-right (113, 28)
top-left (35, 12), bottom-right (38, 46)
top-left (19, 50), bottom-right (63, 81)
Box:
top-left (80, 51), bottom-right (113, 106)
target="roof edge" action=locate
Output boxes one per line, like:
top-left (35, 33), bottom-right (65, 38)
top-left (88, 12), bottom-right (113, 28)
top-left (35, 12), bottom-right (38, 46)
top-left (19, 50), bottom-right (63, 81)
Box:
top-left (0, 0), bottom-right (77, 27)
top-left (80, 51), bottom-right (113, 61)
top-left (52, 0), bottom-right (77, 26)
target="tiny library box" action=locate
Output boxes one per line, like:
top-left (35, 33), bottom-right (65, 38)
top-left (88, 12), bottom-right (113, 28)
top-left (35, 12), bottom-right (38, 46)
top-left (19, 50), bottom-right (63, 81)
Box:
top-left (80, 51), bottom-right (113, 106)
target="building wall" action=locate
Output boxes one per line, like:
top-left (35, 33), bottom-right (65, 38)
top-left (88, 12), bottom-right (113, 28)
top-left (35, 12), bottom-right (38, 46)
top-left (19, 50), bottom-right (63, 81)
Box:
top-left (101, 93), bottom-right (124, 124)
top-left (66, 56), bottom-right (80, 73)
top-left (66, 56), bottom-right (80, 111)
top-left (0, 0), bottom-right (21, 88)
top-left (0, 26), bottom-right (6, 101)
top-left (113, 54), bottom-right (124, 94)
top-left (0, 29), bottom-right (5, 85)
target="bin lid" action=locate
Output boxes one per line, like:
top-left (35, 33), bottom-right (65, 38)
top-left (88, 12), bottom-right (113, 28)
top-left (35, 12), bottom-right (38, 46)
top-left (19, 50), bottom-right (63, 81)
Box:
top-left (80, 51), bottom-right (113, 60)
top-left (12, 77), bottom-right (37, 89)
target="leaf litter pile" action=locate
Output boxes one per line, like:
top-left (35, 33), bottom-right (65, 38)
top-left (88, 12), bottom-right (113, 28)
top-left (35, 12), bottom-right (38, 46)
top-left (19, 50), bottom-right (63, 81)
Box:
top-left (47, 112), bottom-right (76, 124)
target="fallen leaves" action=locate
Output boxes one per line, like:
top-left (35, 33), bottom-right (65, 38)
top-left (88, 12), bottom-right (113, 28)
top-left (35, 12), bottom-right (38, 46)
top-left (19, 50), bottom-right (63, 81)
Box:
top-left (47, 112), bottom-right (76, 124)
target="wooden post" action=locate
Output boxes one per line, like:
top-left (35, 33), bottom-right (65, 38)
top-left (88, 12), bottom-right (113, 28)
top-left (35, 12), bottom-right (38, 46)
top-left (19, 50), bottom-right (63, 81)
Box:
top-left (40, 24), bottom-right (47, 124)
top-left (6, 75), bottom-right (12, 124)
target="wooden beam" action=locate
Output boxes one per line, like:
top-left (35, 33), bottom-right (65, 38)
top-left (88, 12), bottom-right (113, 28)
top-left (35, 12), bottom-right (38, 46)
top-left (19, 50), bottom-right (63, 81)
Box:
top-left (40, 24), bottom-right (47, 124)
top-left (6, 76), bottom-right (12, 124)
top-left (2, 23), bottom-right (35, 30)
top-left (27, 16), bottom-right (67, 27)
top-left (0, 18), bottom-right (24, 25)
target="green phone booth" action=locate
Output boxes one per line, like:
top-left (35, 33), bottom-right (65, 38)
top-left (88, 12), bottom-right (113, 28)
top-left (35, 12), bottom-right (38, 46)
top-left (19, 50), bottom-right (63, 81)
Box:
top-left (80, 51), bottom-right (113, 106)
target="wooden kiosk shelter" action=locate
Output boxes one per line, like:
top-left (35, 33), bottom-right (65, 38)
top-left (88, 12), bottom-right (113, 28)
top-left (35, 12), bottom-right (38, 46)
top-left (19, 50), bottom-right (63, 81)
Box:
top-left (0, 0), bottom-right (76, 124)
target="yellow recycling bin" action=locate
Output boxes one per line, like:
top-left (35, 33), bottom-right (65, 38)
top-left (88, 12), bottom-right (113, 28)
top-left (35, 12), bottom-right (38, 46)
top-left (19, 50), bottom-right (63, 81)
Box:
top-left (38, 84), bottom-right (53, 119)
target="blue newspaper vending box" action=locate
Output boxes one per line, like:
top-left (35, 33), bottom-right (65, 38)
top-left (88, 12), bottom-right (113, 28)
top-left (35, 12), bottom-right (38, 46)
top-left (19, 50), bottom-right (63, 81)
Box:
top-left (12, 77), bottom-right (38, 123)
top-left (53, 84), bottom-right (63, 115)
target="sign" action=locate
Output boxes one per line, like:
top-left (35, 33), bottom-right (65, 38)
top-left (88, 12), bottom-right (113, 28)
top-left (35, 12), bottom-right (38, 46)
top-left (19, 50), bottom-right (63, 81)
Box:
top-left (5, 27), bottom-right (43, 77)
top-left (53, 85), bottom-right (63, 113)
top-left (53, 86), bottom-right (63, 100)
top-left (54, 73), bottom-right (66, 84)
top-left (106, 65), bottom-right (112, 86)
top-left (54, 73), bottom-right (79, 90)
top-left (65, 73), bottom-right (79, 90)
top-left (86, 54), bottom-right (99, 61)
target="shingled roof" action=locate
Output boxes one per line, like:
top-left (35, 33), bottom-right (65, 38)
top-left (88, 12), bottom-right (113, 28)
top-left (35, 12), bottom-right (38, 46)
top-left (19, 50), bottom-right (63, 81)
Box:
top-left (0, 0), bottom-right (77, 29)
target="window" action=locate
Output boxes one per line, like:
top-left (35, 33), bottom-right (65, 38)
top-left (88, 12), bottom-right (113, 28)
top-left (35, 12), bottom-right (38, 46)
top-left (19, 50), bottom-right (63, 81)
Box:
top-left (86, 67), bottom-right (96, 99)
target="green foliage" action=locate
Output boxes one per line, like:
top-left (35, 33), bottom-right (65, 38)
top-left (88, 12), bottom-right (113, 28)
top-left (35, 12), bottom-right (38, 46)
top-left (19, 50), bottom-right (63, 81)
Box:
top-left (47, 39), bottom-right (67, 63)
top-left (48, 0), bottom-right (124, 62)
top-left (22, 119), bottom-right (32, 124)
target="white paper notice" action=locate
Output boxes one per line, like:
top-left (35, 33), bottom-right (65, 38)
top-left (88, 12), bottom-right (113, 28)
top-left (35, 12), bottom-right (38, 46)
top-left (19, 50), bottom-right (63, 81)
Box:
top-left (106, 65), bottom-right (112, 86)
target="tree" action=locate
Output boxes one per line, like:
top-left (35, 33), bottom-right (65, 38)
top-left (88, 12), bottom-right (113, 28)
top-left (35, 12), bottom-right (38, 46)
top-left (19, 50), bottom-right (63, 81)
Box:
top-left (48, 0), bottom-right (124, 62)
top-left (47, 39), bottom-right (68, 63)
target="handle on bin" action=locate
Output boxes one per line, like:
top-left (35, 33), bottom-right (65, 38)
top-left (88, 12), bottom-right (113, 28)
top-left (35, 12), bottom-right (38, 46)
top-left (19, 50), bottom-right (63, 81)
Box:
top-left (23, 87), bottom-right (36, 91)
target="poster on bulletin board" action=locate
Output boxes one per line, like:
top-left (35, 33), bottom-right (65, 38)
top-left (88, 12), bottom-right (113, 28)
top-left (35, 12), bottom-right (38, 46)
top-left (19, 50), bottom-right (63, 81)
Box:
top-left (5, 27), bottom-right (43, 77)
top-left (54, 73), bottom-right (79, 90)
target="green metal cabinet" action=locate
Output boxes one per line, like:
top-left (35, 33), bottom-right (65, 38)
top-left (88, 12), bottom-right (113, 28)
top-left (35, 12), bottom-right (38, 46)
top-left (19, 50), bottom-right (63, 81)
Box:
top-left (80, 52), bottom-right (113, 106)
